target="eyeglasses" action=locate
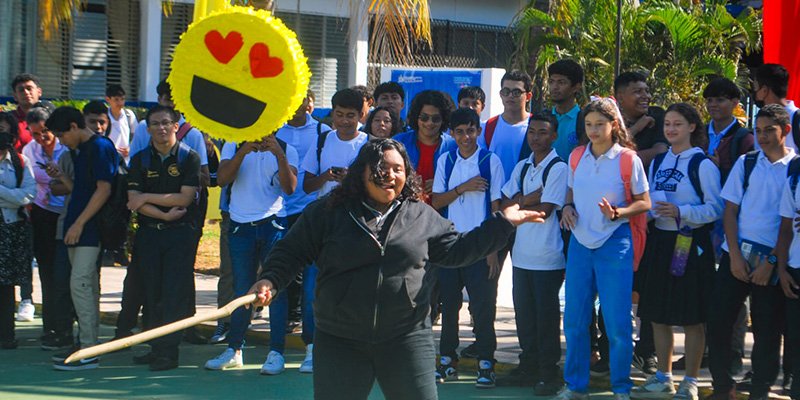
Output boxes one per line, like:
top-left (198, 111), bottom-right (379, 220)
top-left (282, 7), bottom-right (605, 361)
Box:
top-left (418, 113), bottom-right (442, 123)
top-left (500, 88), bottom-right (526, 98)
top-left (149, 120), bottom-right (176, 128)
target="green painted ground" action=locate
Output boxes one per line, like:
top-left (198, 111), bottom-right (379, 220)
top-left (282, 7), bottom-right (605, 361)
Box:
top-left (0, 321), bottom-right (614, 399)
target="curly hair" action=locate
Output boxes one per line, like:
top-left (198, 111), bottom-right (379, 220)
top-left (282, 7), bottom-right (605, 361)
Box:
top-left (328, 139), bottom-right (423, 207)
top-left (407, 90), bottom-right (455, 134)
top-left (582, 99), bottom-right (636, 150)
top-left (665, 103), bottom-right (707, 151)
top-left (364, 106), bottom-right (401, 138)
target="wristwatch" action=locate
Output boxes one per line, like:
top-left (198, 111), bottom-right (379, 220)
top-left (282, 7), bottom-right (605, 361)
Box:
top-left (767, 254), bottom-right (778, 266)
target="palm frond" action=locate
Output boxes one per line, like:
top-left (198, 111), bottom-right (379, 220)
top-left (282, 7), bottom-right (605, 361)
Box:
top-left (359, 0), bottom-right (433, 66)
top-left (39, 0), bottom-right (86, 41)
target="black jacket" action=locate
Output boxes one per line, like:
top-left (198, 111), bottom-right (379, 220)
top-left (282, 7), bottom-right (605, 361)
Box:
top-left (259, 197), bottom-right (515, 343)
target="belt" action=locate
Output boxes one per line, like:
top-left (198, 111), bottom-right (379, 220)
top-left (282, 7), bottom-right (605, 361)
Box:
top-left (243, 215), bottom-right (278, 227)
top-left (144, 222), bottom-right (192, 231)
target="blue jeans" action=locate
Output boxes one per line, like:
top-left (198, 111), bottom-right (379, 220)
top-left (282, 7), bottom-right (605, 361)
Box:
top-left (227, 217), bottom-right (285, 350)
top-left (564, 224), bottom-right (633, 394)
top-left (269, 263), bottom-right (317, 353)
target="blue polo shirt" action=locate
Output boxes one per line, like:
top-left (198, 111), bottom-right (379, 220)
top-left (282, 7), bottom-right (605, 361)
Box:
top-left (552, 104), bottom-right (581, 160)
top-left (64, 135), bottom-right (118, 247)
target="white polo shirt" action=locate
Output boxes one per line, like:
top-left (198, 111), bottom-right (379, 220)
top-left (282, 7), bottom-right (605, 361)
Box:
top-left (721, 149), bottom-right (797, 251)
top-left (432, 148), bottom-right (504, 232)
top-left (301, 130), bottom-right (368, 198)
top-left (221, 142), bottom-right (299, 223)
top-left (779, 176), bottom-right (800, 268)
top-left (478, 115), bottom-right (528, 181)
top-left (107, 108), bottom-right (135, 163)
top-left (568, 143), bottom-right (649, 249)
top-left (502, 149), bottom-right (568, 270)
top-left (276, 114), bottom-right (332, 215)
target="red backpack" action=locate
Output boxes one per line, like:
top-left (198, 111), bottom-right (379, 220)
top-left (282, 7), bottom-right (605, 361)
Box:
top-left (569, 145), bottom-right (647, 271)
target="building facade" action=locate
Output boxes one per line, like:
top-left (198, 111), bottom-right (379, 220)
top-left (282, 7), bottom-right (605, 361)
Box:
top-left (0, 0), bottom-right (533, 106)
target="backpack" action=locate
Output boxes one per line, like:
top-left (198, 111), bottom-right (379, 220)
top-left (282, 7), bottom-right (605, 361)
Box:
top-left (728, 126), bottom-right (752, 168)
top-left (569, 145), bottom-right (647, 271)
top-left (651, 152), bottom-right (708, 202)
top-left (86, 135), bottom-right (130, 249)
top-left (176, 121), bottom-right (193, 142)
top-left (441, 148), bottom-right (493, 219)
top-left (315, 122), bottom-right (333, 172)
top-left (518, 156), bottom-right (565, 195)
top-left (483, 115), bottom-right (532, 162)
top-left (225, 138), bottom-right (289, 206)
top-left (742, 150), bottom-right (800, 193)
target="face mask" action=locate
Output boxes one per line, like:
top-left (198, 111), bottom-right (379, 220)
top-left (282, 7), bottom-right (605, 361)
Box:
top-left (0, 132), bottom-right (14, 149)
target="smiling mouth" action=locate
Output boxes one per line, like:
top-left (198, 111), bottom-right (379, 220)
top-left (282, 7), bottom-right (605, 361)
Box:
top-left (190, 76), bottom-right (266, 128)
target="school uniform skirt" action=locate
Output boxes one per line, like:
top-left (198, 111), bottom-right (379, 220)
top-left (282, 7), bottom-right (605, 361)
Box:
top-left (637, 225), bottom-right (715, 326)
top-left (0, 219), bottom-right (33, 286)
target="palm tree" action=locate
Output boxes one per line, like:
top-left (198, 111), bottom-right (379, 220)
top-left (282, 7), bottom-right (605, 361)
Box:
top-left (512, 0), bottom-right (761, 110)
top-left (38, 0), bottom-right (434, 66)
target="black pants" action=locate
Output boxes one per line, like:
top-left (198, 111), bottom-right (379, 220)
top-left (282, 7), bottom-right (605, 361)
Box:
top-left (0, 285), bottom-right (14, 341)
top-left (314, 328), bottom-right (437, 400)
top-left (115, 256), bottom-right (148, 336)
top-left (438, 259), bottom-right (498, 361)
top-left (30, 205), bottom-right (60, 333)
top-left (786, 268), bottom-right (800, 399)
top-left (136, 225), bottom-right (197, 360)
top-left (50, 241), bottom-right (75, 337)
top-left (285, 213), bottom-right (303, 323)
top-left (513, 267), bottom-right (563, 381)
top-left (708, 252), bottom-right (784, 395)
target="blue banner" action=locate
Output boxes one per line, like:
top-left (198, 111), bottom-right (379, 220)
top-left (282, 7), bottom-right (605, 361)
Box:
top-left (390, 69), bottom-right (483, 120)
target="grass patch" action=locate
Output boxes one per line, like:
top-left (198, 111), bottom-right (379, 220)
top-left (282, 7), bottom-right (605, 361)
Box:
top-left (195, 220), bottom-right (222, 275)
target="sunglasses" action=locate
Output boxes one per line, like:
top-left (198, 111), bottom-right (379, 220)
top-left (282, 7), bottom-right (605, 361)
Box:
top-left (418, 113), bottom-right (442, 123)
top-left (500, 88), bottom-right (526, 98)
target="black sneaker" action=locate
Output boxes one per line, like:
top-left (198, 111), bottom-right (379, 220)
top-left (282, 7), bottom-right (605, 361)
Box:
top-left (52, 346), bottom-right (80, 363)
top-left (476, 359), bottom-right (496, 389)
top-left (149, 357), bottom-right (178, 371)
top-left (53, 356), bottom-right (99, 371)
top-left (783, 373), bottom-right (793, 395)
top-left (590, 360), bottom-right (610, 377)
top-left (460, 343), bottom-right (479, 359)
top-left (497, 366), bottom-right (538, 387)
top-left (632, 353), bottom-right (657, 375)
top-left (133, 351), bottom-right (158, 365)
top-left (435, 356), bottom-right (458, 384)
top-left (42, 333), bottom-right (74, 351)
top-left (182, 327), bottom-right (207, 345)
top-left (534, 380), bottom-right (563, 396)
top-left (737, 370), bottom-right (753, 392)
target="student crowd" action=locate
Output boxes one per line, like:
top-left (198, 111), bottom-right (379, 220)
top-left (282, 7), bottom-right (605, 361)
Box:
top-left (0, 60), bottom-right (799, 400)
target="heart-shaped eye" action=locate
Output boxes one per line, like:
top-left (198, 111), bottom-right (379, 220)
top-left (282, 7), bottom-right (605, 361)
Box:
top-left (249, 43), bottom-right (284, 78)
top-left (204, 30), bottom-right (243, 64)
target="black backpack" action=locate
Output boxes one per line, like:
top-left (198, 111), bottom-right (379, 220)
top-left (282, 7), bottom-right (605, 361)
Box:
top-left (651, 152), bottom-right (708, 201)
top-left (87, 135), bottom-right (130, 249)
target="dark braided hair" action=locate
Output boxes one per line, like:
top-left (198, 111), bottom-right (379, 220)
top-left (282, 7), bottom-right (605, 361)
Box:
top-left (328, 139), bottom-right (423, 208)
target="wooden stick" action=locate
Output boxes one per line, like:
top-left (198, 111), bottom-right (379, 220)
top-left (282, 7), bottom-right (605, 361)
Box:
top-left (64, 294), bottom-right (258, 364)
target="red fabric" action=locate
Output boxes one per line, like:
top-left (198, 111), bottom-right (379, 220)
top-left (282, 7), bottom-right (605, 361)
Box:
top-left (764, 0), bottom-right (800, 102)
top-left (12, 108), bottom-right (31, 153)
top-left (416, 140), bottom-right (438, 204)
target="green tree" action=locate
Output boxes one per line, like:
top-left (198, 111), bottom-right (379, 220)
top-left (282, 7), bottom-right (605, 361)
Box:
top-left (512, 0), bottom-right (761, 111)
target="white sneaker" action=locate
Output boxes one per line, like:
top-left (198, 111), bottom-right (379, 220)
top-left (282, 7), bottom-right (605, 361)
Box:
top-left (631, 375), bottom-right (676, 399)
top-left (673, 379), bottom-right (698, 400)
top-left (17, 299), bottom-right (34, 322)
top-left (299, 344), bottom-right (313, 373)
top-left (261, 350), bottom-right (285, 375)
top-left (554, 388), bottom-right (590, 400)
top-left (204, 348), bottom-right (243, 370)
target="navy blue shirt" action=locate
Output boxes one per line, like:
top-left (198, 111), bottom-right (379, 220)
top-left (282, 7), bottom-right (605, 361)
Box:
top-left (64, 135), bottom-right (119, 247)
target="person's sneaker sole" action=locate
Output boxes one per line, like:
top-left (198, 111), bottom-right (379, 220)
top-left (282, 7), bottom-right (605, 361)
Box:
top-left (476, 382), bottom-right (496, 389)
top-left (260, 368), bottom-right (284, 375)
top-left (53, 359), bottom-right (99, 371)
